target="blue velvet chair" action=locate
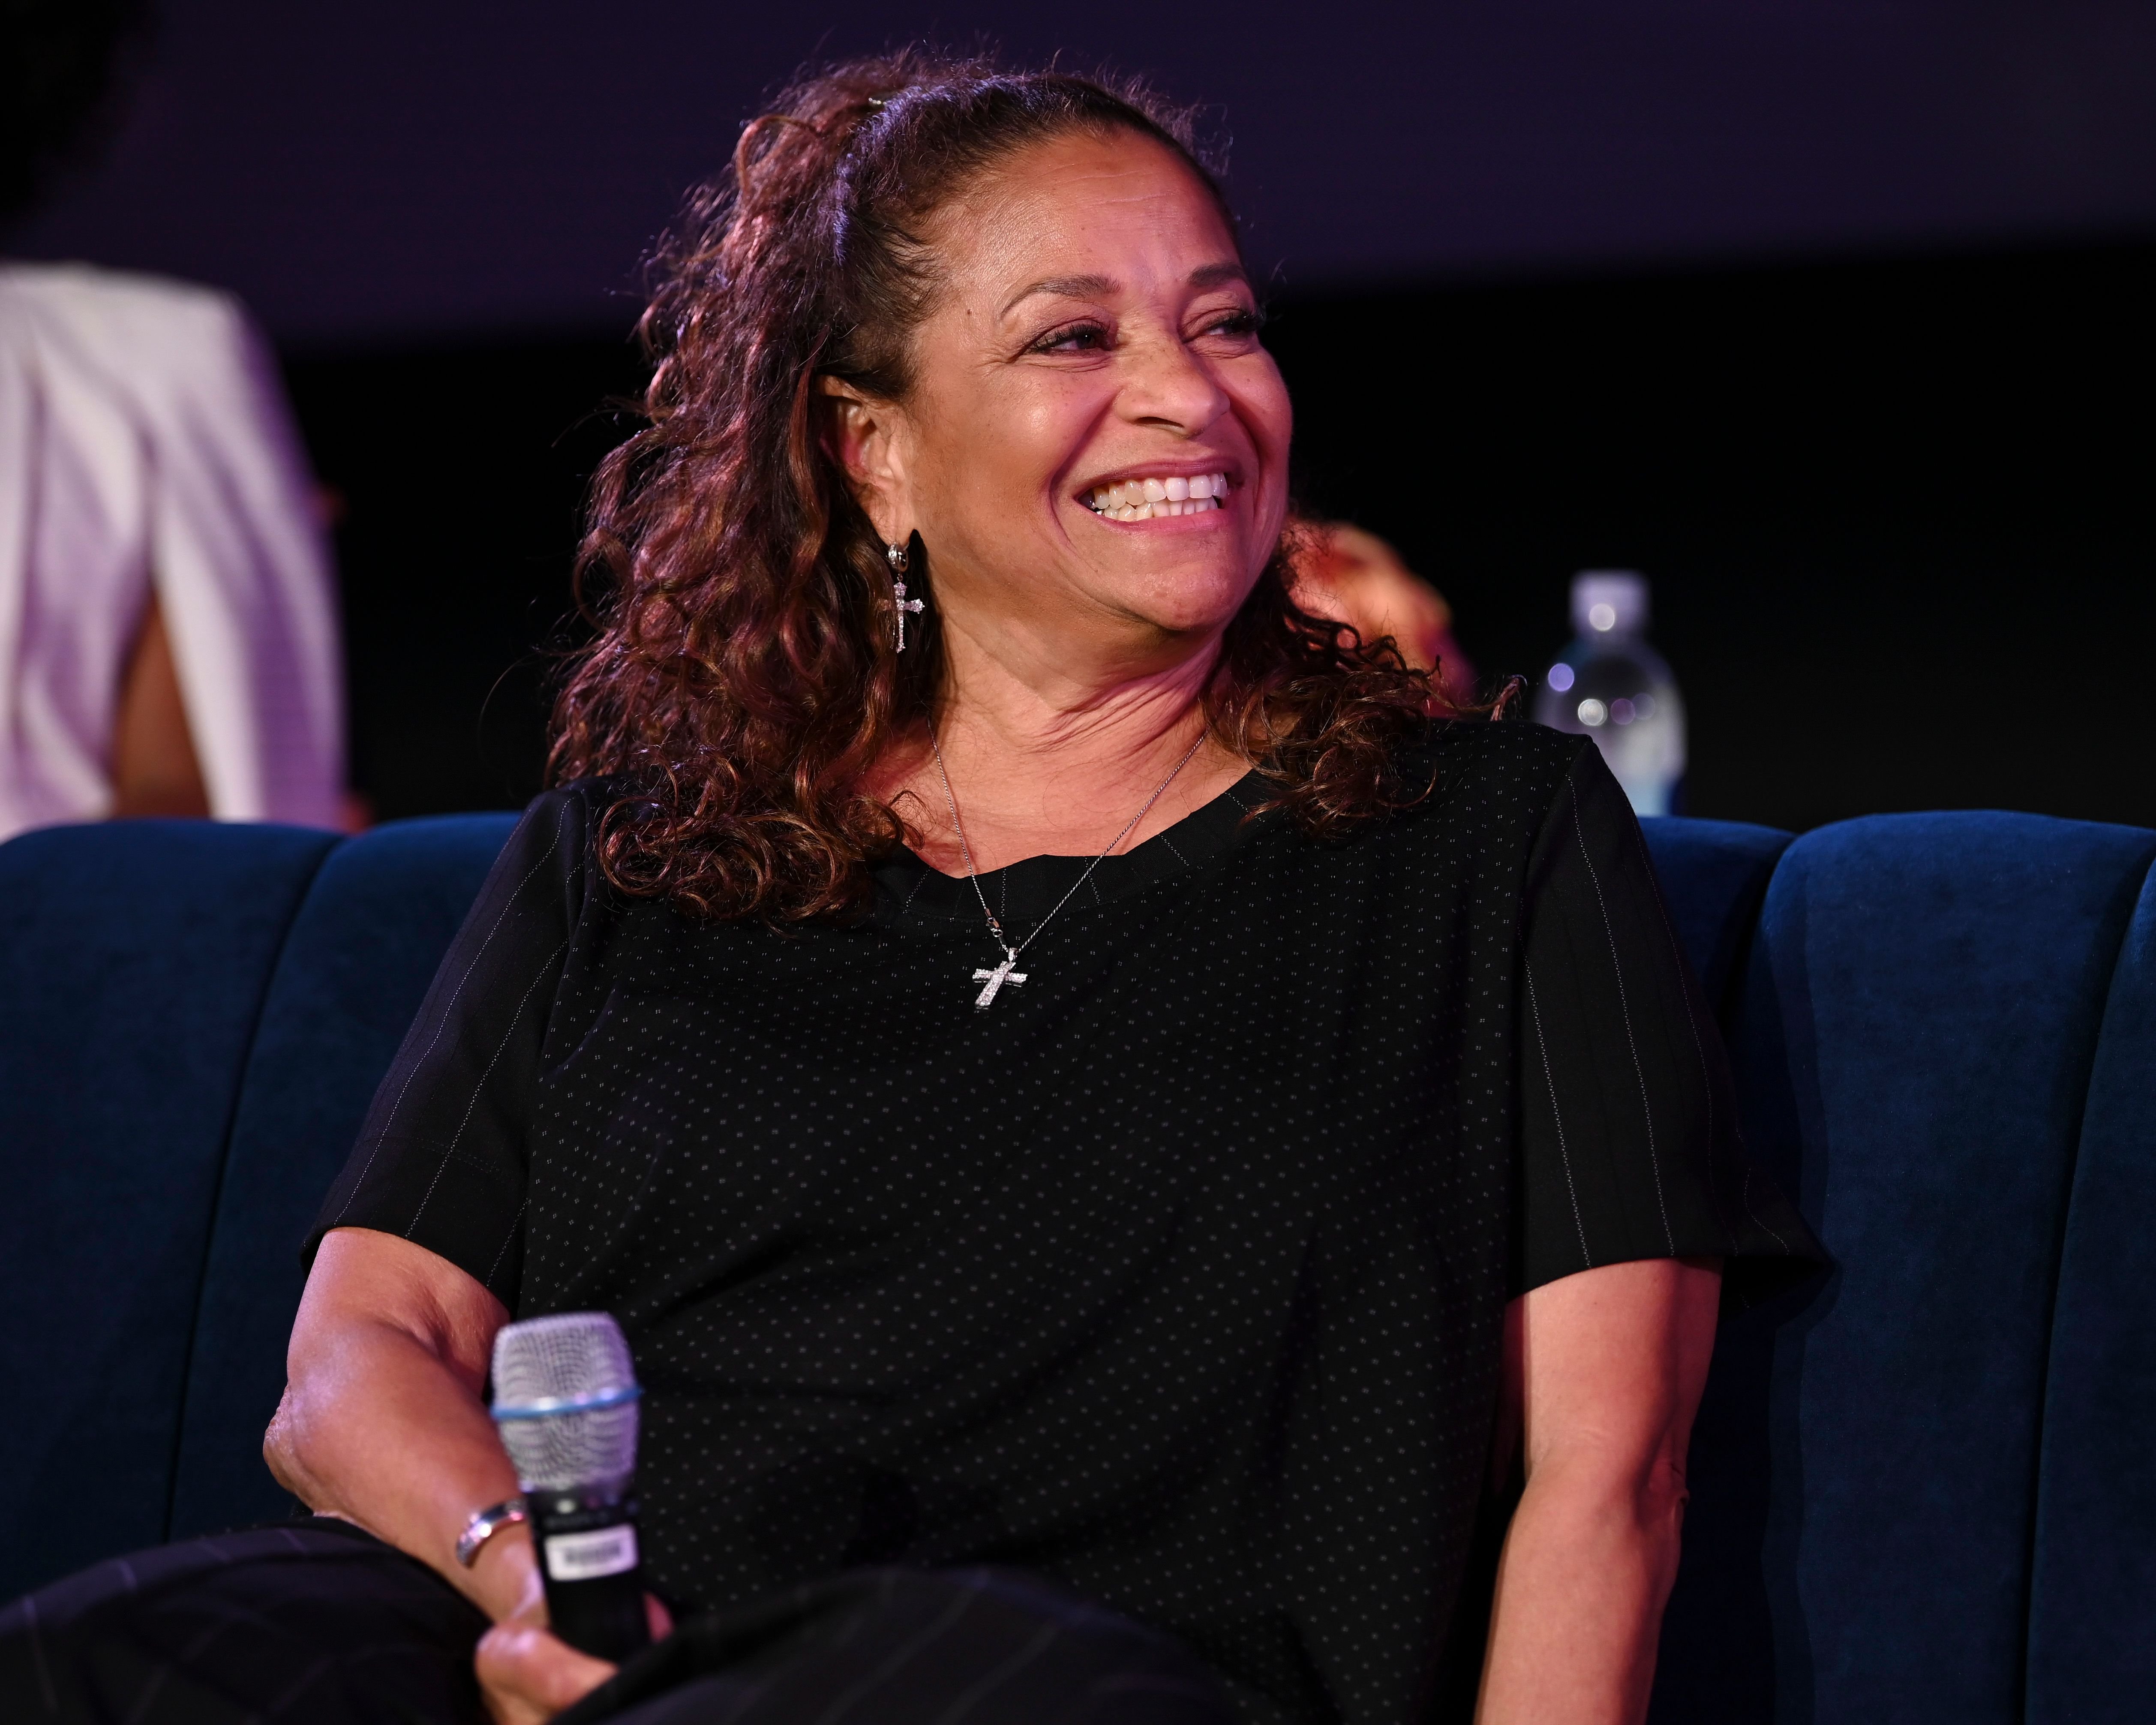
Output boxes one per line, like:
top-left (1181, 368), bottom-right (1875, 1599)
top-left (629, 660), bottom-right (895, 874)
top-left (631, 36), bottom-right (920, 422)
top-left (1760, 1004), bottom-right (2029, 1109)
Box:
top-left (1, 805), bottom-right (2150, 1724)
top-left (0, 815), bottom-right (511, 1599)
top-left (1651, 813), bottom-right (2156, 1725)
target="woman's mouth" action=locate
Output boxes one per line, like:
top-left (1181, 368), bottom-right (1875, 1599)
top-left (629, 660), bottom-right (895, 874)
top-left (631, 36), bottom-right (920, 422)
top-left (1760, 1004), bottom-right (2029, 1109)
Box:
top-left (1084, 472), bottom-right (1229, 522)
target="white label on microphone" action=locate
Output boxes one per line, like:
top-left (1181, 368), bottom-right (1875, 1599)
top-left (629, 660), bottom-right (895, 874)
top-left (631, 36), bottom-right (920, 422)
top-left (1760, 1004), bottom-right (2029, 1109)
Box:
top-left (544, 1524), bottom-right (639, 1582)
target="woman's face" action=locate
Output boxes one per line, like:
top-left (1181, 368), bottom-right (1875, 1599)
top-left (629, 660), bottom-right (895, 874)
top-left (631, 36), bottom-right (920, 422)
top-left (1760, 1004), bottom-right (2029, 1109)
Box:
top-left (836, 129), bottom-right (1293, 669)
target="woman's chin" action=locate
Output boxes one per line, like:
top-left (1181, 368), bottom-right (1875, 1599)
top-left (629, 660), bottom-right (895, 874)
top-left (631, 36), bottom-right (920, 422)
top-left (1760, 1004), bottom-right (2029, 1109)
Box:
top-left (1098, 567), bottom-right (1261, 638)
top-left (1070, 504), bottom-right (1279, 610)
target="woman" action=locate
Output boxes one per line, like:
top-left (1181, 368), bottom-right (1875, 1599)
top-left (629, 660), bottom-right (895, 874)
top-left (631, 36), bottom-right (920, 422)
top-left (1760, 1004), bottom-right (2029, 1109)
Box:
top-left (0, 51), bottom-right (1816, 1725)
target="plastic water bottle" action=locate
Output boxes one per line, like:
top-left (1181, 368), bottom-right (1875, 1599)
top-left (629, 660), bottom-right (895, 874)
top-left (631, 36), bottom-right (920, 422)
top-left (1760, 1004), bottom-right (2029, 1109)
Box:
top-left (1532, 571), bottom-right (1687, 817)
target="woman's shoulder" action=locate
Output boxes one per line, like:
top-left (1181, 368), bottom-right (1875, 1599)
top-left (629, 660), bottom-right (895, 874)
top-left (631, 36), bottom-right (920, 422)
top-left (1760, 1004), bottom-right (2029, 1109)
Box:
top-left (516, 775), bottom-right (642, 837)
top-left (1249, 717), bottom-right (1602, 888)
top-left (507, 775), bottom-right (731, 938)
top-left (507, 777), bottom-right (601, 848)
top-left (1297, 715), bottom-right (1606, 890)
top-left (1405, 715), bottom-right (1598, 823)
top-left (486, 776), bottom-right (638, 908)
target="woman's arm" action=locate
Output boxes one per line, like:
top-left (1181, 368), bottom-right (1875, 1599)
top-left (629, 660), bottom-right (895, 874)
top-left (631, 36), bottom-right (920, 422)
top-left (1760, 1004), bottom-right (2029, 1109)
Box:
top-left (268, 1227), bottom-right (638, 1722)
top-left (1477, 1256), bottom-right (1722, 1725)
top-left (265, 1226), bottom-right (537, 1621)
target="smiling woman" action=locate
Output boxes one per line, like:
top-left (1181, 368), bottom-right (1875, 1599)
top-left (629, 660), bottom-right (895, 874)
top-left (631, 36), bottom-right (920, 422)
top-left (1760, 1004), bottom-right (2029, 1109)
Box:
top-left (0, 48), bottom-right (1818, 1725)
top-left (551, 56), bottom-right (1432, 923)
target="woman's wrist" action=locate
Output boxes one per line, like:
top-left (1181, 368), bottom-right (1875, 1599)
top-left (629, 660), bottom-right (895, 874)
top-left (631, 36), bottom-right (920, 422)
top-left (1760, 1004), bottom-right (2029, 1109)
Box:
top-left (464, 1518), bottom-right (547, 1624)
top-left (456, 1494), bottom-right (529, 1569)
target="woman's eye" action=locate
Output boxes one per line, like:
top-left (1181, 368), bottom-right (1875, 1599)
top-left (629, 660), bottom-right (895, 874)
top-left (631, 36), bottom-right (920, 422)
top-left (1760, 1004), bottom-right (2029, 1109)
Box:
top-left (1032, 322), bottom-right (1111, 355)
top-left (1195, 309), bottom-right (1261, 342)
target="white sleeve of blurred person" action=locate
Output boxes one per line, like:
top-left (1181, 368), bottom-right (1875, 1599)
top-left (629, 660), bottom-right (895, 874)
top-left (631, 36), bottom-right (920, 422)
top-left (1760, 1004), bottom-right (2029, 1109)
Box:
top-left (1289, 521), bottom-right (1477, 709)
top-left (0, 263), bottom-right (345, 841)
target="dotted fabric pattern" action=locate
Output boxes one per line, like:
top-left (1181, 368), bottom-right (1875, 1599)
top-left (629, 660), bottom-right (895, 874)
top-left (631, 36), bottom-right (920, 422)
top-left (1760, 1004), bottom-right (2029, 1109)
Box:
top-left (315, 719), bottom-right (1815, 1725)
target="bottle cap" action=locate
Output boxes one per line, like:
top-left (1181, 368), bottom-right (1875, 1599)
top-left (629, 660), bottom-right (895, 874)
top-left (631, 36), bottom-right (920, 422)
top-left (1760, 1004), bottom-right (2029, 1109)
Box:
top-left (1571, 570), bottom-right (1649, 635)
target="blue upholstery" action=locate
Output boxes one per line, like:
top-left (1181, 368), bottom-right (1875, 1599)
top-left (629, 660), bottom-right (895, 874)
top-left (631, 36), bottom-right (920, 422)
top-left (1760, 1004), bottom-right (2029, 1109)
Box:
top-left (0, 821), bottom-right (338, 1604)
top-left (1653, 813), bottom-right (2156, 1725)
top-left (3, 805), bottom-right (2154, 1725)
top-left (2027, 856), bottom-right (2156, 1722)
top-left (1638, 816), bottom-right (1793, 1010)
top-left (167, 816), bottom-right (519, 1540)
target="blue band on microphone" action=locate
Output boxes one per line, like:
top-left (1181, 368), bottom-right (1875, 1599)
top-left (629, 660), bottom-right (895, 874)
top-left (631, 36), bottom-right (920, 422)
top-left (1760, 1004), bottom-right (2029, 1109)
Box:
top-left (491, 1384), bottom-right (643, 1421)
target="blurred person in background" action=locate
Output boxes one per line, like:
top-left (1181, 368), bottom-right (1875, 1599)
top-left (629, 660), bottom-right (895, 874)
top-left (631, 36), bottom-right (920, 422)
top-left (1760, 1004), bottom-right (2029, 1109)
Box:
top-left (1291, 519), bottom-right (1477, 705)
top-left (0, 0), bottom-right (346, 841)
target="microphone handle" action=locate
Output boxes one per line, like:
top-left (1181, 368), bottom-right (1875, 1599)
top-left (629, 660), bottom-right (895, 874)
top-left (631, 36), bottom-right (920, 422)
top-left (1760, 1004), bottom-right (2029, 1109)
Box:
top-left (526, 1487), bottom-right (653, 1662)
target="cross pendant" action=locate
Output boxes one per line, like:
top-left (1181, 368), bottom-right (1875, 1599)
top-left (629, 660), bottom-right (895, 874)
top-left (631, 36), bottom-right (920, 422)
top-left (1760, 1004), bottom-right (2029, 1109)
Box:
top-left (971, 947), bottom-right (1027, 1010)
top-left (893, 580), bottom-right (925, 650)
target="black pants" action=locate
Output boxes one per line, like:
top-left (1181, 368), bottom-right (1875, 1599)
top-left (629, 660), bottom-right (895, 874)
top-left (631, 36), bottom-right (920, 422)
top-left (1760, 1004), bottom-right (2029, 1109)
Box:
top-left (0, 1521), bottom-right (1235, 1725)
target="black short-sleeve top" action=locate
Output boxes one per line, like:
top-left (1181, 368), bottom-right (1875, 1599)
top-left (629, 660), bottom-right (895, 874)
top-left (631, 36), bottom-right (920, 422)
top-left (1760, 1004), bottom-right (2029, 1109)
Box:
top-left (312, 718), bottom-right (1817, 1725)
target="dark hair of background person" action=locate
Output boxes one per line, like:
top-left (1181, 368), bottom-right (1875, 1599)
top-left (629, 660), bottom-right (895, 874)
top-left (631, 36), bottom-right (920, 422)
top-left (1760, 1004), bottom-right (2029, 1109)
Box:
top-left (0, 0), bottom-right (152, 225)
top-left (550, 48), bottom-right (1446, 926)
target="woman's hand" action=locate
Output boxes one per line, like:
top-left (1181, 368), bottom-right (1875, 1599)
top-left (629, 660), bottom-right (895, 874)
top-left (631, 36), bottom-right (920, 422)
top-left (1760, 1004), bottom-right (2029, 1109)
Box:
top-left (272, 1231), bottom-right (680, 1722)
top-left (476, 1596), bottom-right (674, 1725)
top-left (476, 1617), bottom-right (616, 1725)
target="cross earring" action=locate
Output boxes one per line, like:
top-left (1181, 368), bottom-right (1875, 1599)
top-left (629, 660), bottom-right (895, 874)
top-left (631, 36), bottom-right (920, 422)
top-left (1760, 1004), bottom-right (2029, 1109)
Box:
top-left (886, 539), bottom-right (924, 652)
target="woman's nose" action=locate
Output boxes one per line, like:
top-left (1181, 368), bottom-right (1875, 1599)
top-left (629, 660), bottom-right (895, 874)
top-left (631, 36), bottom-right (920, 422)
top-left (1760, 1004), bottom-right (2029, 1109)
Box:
top-left (1117, 328), bottom-right (1231, 436)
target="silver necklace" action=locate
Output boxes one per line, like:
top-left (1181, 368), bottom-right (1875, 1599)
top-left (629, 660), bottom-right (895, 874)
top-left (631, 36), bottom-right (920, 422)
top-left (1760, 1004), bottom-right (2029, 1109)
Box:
top-left (928, 725), bottom-right (1209, 1010)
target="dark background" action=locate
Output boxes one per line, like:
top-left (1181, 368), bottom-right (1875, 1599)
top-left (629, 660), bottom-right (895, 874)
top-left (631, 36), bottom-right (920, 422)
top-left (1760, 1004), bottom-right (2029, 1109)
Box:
top-left (13, 2), bottom-right (2156, 830)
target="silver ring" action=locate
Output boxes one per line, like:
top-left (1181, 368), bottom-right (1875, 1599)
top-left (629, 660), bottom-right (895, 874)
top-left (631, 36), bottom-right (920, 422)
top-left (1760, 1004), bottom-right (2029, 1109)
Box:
top-left (455, 1495), bottom-right (528, 1568)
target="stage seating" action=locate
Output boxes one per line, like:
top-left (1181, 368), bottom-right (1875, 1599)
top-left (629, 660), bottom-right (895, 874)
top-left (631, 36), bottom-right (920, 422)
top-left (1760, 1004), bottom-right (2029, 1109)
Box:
top-left (1, 805), bottom-right (2150, 1724)
top-left (1649, 812), bottom-right (2156, 1725)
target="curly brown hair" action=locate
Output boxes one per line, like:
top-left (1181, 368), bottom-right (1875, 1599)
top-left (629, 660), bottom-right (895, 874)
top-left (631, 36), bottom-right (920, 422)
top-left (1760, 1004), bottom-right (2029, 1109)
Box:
top-left (551, 48), bottom-right (1456, 923)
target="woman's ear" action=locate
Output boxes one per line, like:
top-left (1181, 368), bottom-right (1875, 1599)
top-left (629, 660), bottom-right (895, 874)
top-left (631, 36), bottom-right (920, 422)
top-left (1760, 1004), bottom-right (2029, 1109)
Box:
top-left (818, 378), bottom-right (912, 545)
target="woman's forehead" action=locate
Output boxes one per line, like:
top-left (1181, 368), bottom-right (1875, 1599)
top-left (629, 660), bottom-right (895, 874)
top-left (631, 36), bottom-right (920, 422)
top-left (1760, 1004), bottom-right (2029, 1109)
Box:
top-left (929, 132), bottom-right (1238, 308)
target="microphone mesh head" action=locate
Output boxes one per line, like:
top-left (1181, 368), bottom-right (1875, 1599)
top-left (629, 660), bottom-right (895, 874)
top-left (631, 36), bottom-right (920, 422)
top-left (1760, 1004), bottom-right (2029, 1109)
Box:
top-left (490, 1312), bottom-right (640, 1492)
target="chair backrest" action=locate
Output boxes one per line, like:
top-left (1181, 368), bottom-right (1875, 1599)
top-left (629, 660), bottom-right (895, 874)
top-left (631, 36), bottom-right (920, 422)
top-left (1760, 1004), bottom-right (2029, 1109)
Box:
top-left (167, 815), bottom-right (518, 1540)
top-left (1652, 812), bottom-right (2156, 1725)
top-left (1637, 815), bottom-right (1793, 1013)
top-left (0, 820), bottom-right (338, 1603)
top-left (0, 814), bottom-right (513, 1601)
top-left (2026, 856), bottom-right (2156, 1725)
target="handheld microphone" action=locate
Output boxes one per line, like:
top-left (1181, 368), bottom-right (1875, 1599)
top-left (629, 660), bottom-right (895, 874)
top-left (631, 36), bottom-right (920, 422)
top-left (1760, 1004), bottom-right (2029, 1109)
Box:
top-left (490, 1311), bottom-right (654, 1662)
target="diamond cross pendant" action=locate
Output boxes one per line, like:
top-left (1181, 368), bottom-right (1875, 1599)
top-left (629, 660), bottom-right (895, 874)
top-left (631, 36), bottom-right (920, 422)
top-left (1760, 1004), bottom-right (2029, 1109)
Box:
top-left (893, 579), bottom-right (925, 651)
top-left (971, 946), bottom-right (1027, 1010)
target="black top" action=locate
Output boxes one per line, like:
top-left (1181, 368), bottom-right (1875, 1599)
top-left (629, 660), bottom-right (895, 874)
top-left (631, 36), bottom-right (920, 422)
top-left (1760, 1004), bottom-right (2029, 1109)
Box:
top-left (313, 718), bottom-right (1817, 1725)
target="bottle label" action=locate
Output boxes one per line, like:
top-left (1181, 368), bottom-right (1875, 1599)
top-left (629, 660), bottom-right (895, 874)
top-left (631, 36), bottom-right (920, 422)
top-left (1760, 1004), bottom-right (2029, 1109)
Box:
top-left (544, 1524), bottom-right (639, 1582)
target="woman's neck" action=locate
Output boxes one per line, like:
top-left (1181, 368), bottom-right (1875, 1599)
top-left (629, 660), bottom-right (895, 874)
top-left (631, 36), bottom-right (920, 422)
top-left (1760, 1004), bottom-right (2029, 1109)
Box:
top-left (877, 615), bottom-right (1250, 875)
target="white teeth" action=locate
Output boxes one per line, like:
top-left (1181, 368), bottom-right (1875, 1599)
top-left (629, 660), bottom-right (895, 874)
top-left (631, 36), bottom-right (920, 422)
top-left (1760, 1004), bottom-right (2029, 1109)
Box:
top-left (1084, 472), bottom-right (1230, 517)
top-left (1118, 497), bottom-right (1219, 520)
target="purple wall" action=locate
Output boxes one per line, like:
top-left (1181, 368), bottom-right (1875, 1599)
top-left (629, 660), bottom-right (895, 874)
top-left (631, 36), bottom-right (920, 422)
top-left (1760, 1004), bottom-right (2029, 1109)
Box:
top-left (12, 0), bottom-right (2156, 343)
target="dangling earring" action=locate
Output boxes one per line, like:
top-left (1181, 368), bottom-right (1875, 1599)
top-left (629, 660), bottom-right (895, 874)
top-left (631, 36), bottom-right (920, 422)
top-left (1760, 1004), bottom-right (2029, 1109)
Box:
top-left (886, 538), bottom-right (924, 652)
